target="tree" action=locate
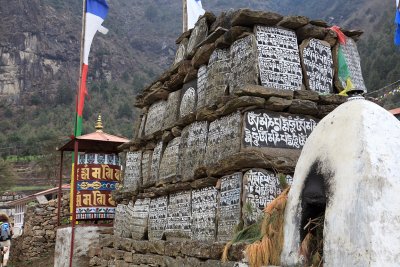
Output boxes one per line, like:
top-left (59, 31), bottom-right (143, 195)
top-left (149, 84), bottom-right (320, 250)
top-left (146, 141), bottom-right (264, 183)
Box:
top-left (0, 160), bottom-right (16, 193)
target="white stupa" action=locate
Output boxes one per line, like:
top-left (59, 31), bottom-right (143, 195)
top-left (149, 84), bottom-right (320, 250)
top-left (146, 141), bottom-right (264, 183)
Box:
top-left (281, 98), bottom-right (400, 266)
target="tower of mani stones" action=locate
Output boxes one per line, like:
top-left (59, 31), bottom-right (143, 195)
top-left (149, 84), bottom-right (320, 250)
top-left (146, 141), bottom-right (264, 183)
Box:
top-left (98, 9), bottom-right (367, 267)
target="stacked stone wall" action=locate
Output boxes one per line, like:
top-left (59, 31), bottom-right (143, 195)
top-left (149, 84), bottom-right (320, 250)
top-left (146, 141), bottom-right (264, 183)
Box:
top-left (11, 194), bottom-right (70, 265)
top-left (92, 8), bottom-right (366, 266)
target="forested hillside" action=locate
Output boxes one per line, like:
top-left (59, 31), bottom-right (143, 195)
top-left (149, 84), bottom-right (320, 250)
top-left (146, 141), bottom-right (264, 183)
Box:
top-left (0, 0), bottom-right (398, 161)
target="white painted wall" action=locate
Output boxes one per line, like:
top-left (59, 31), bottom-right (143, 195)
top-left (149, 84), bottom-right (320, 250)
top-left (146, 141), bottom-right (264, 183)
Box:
top-left (54, 226), bottom-right (112, 267)
top-left (281, 100), bottom-right (400, 267)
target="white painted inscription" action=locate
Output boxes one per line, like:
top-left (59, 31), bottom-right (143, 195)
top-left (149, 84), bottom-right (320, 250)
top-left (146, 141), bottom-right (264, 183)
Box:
top-left (244, 111), bottom-right (317, 149)
top-left (255, 26), bottom-right (303, 91)
top-left (191, 187), bottom-right (218, 241)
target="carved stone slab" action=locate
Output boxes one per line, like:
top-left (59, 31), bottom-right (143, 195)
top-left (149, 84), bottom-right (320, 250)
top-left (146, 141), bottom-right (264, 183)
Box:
top-left (205, 49), bottom-right (230, 107)
top-left (217, 173), bottom-right (243, 242)
top-left (150, 141), bottom-right (165, 186)
top-left (300, 38), bottom-right (334, 94)
top-left (165, 191), bottom-right (192, 240)
top-left (243, 110), bottom-right (318, 149)
top-left (255, 26), bottom-right (303, 91)
top-left (141, 150), bottom-right (153, 188)
top-left (124, 151), bottom-right (142, 191)
top-left (187, 18), bottom-right (208, 57)
top-left (158, 137), bottom-right (182, 184)
top-left (145, 101), bottom-right (167, 136)
top-left (131, 198), bottom-right (151, 240)
top-left (191, 187), bottom-right (218, 241)
top-left (163, 90), bottom-right (181, 130)
top-left (334, 38), bottom-right (367, 93)
top-left (174, 38), bottom-right (188, 65)
top-left (243, 169), bottom-right (283, 225)
top-left (229, 35), bottom-right (259, 94)
top-left (205, 111), bottom-right (242, 166)
top-left (180, 80), bottom-right (197, 119)
top-left (148, 196), bottom-right (168, 240)
top-left (196, 65), bottom-right (208, 110)
top-left (136, 114), bottom-right (146, 139)
top-left (114, 202), bottom-right (135, 238)
top-left (180, 121), bottom-right (209, 181)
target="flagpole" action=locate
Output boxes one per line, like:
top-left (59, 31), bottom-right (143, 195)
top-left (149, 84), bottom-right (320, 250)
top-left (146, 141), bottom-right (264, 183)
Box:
top-left (70, 0), bottom-right (86, 266)
top-left (183, 0), bottom-right (188, 32)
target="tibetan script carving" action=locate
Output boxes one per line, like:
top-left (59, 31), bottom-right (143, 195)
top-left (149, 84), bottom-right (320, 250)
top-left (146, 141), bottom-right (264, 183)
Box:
top-left (243, 169), bottom-right (283, 224)
top-left (114, 202), bottom-right (135, 238)
top-left (141, 150), bottom-right (153, 188)
top-left (123, 151), bottom-right (142, 191)
top-left (229, 35), bottom-right (259, 94)
top-left (131, 198), bottom-right (151, 240)
top-left (197, 65), bottom-right (208, 110)
top-left (205, 111), bottom-right (241, 166)
top-left (218, 173), bottom-right (242, 242)
top-left (145, 101), bottom-right (167, 136)
top-left (206, 49), bottom-right (230, 107)
top-left (150, 141), bottom-right (165, 186)
top-left (301, 38), bottom-right (333, 94)
top-left (243, 111), bottom-right (317, 149)
top-left (192, 187), bottom-right (218, 241)
top-left (158, 137), bottom-right (182, 183)
top-left (335, 38), bottom-right (367, 93)
top-left (163, 90), bottom-right (181, 130)
top-left (255, 26), bottom-right (302, 91)
top-left (148, 196), bottom-right (168, 240)
top-left (166, 191), bottom-right (191, 239)
top-left (180, 80), bottom-right (197, 118)
top-left (180, 121), bottom-right (209, 181)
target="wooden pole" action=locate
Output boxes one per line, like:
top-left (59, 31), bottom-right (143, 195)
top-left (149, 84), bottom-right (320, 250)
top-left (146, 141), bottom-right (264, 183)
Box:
top-left (69, 140), bottom-right (79, 267)
top-left (70, 0), bottom-right (86, 266)
top-left (57, 151), bottom-right (64, 227)
top-left (183, 0), bottom-right (188, 32)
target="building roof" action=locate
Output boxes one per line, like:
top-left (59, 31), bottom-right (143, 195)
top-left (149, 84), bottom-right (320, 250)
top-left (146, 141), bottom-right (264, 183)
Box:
top-left (389, 107), bottom-right (400, 115)
top-left (6, 184), bottom-right (70, 206)
top-left (57, 114), bottom-right (130, 153)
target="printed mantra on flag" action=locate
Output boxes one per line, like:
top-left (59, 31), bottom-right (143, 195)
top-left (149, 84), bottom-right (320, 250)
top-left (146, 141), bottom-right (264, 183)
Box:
top-left (244, 112), bottom-right (317, 149)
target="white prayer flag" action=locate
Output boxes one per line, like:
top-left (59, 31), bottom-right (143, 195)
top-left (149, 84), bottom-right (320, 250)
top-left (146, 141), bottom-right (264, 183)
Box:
top-left (187, 0), bottom-right (205, 30)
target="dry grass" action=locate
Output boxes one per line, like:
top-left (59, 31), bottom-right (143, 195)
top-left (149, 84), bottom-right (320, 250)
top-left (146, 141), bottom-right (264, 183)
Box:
top-left (222, 187), bottom-right (290, 267)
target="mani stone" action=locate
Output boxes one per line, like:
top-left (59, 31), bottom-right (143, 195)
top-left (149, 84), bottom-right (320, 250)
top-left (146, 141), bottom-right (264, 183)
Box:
top-left (187, 17), bottom-right (208, 58)
top-left (300, 38), bottom-right (334, 94)
top-left (242, 169), bottom-right (284, 225)
top-left (229, 34), bottom-right (259, 94)
top-left (114, 202), bottom-right (135, 238)
top-left (136, 114), bottom-right (146, 139)
top-left (205, 48), bottom-right (230, 107)
top-left (148, 196), bottom-right (168, 240)
top-left (333, 37), bottom-right (367, 93)
top-left (141, 150), bottom-right (153, 188)
top-left (158, 137), bottom-right (182, 184)
top-left (165, 191), bottom-right (192, 240)
top-left (197, 65), bottom-right (208, 110)
top-left (180, 121), bottom-right (209, 181)
top-left (131, 198), bottom-right (151, 240)
top-left (242, 110), bottom-right (318, 150)
top-left (123, 151), bottom-right (142, 192)
top-left (217, 172), bottom-right (243, 242)
top-left (191, 187), bottom-right (218, 241)
top-left (205, 111), bottom-right (242, 166)
top-left (180, 79), bottom-right (198, 119)
top-left (150, 141), bottom-right (165, 186)
top-left (255, 26), bottom-right (303, 91)
top-left (145, 100), bottom-right (167, 136)
top-left (174, 38), bottom-right (188, 65)
top-left (163, 90), bottom-right (181, 130)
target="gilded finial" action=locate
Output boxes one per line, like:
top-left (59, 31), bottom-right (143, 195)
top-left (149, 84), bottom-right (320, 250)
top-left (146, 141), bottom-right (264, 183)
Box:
top-left (95, 114), bottom-right (103, 132)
